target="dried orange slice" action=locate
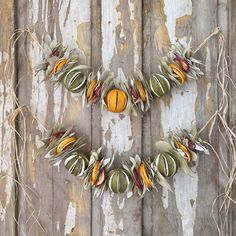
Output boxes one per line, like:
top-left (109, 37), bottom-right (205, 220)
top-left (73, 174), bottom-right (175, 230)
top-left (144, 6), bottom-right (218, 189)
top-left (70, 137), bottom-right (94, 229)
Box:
top-left (52, 58), bottom-right (67, 74)
top-left (135, 80), bottom-right (147, 102)
top-left (139, 163), bottom-right (152, 188)
top-left (168, 63), bottom-right (186, 84)
top-left (87, 80), bottom-right (97, 100)
top-left (91, 161), bottom-right (100, 186)
top-left (176, 141), bottom-right (192, 162)
top-left (56, 136), bottom-right (77, 154)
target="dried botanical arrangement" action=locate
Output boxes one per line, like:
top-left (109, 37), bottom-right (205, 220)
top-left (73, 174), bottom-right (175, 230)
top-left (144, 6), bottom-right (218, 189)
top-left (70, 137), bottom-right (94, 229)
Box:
top-left (3, 26), bottom-right (236, 235)
top-left (35, 35), bottom-right (204, 114)
top-left (38, 126), bottom-right (208, 198)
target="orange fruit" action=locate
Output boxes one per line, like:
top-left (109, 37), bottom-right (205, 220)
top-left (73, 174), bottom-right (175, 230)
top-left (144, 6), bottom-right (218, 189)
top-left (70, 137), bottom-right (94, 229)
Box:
top-left (105, 89), bottom-right (127, 113)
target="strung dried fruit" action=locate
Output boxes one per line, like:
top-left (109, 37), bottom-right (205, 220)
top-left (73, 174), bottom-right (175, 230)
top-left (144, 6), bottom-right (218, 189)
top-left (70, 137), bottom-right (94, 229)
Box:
top-left (135, 80), bottom-right (147, 102)
top-left (63, 67), bottom-right (87, 93)
top-left (87, 80), bottom-right (97, 100)
top-left (168, 64), bottom-right (186, 84)
top-left (108, 169), bottom-right (130, 193)
top-left (139, 163), bottom-right (153, 188)
top-left (150, 74), bottom-right (171, 97)
top-left (105, 89), bottom-right (128, 113)
top-left (174, 56), bottom-right (189, 72)
top-left (52, 58), bottom-right (67, 74)
top-left (56, 136), bottom-right (77, 155)
top-left (65, 152), bottom-right (88, 176)
top-left (155, 152), bottom-right (178, 177)
top-left (176, 141), bottom-right (192, 162)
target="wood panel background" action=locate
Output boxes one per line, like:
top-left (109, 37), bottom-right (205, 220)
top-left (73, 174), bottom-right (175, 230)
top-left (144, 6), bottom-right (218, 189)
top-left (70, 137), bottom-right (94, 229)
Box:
top-left (0, 0), bottom-right (235, 235)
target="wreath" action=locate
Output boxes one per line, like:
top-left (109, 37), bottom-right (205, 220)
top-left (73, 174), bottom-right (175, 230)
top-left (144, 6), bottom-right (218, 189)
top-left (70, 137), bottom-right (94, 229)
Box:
top-left (38, 126), bottom-right (208, 197)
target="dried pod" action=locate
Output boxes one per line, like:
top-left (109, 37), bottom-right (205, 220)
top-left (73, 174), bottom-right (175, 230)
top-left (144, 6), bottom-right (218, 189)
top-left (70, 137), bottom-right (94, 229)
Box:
top-left (105, 89), bottom-right (128, 113)
top-left (150, 74), bottom-right (171, 97)
top-left (174, 56), bottom-right (189, 72)
top-left (63, 67), bottom-right (87, 93)
top-left (91, 161), bottom-right (101, 186)
top-left (168, 64), bottom-right (186, 84)
top-left (108, 169), bottom-right (130, 193)
top-left (154, 152), bottom-right (178, 177)
top-left (133, 168), bottom-right (143, 190)
top-left (56, 136), bottom-right (77, 154)
top-left (65, 152), bottom-right (88, 176)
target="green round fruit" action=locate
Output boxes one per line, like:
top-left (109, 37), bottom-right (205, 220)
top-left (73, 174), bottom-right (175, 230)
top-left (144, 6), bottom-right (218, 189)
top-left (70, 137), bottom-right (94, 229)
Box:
top-left (156, 152), bottom-right (178, 177)
top-left (65, 152), bottom-right (88, 176)
top-left (63, 67), bottom-right (87, 93)
top-left (108, 169), bottom-right (130, 193)
top-left (150, 74), bottom-right (170, 97)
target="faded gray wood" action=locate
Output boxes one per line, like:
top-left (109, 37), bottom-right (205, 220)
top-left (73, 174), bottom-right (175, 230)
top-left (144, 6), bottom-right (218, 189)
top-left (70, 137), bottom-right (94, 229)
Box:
top-left (0, 1), bottom-right (15, 236)
top-left (1, 0), bottom-right (236, 235)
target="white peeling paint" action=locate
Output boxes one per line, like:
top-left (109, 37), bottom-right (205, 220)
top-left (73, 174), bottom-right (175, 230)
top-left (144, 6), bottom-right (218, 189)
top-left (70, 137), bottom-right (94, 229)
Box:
top-left (163, 2), bottom-right (198, 236)
top-left (64, 201), bottom-right (76, 235)
top-left (59, 0), bottom-right (90, 50)
top-left (101, 0), bottom-right (120, 70)
top-left (164, 0), bottom-right (192, 44)
top-left (102, 192), bottom-right (124, 236)
top-left (0, 79), bottom-right (14, 221)
top-left (29, 0), bottom-right (48, 134)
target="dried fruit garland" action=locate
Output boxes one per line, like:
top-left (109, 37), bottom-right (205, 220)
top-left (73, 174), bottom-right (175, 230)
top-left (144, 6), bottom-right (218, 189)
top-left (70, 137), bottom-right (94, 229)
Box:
top-left (38, 126), bottom-right (209, 197)
top-left (35, 35), bottom-right (203, 114)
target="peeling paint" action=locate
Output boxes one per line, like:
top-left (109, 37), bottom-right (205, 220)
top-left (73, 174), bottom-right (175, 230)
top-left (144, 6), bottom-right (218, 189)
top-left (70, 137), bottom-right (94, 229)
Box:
top-left (64, 202), bottom-right (76, 235)
top-left (163, 1), bottom-right (198, 236)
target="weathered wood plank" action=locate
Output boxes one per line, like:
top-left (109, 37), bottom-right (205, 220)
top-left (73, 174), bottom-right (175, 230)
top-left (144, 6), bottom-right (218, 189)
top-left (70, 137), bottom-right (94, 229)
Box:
top-left (91, 0), bottom-right (143, 235)
top-left (0, 1), bottom-right (15, 235)
top-left (228, 0), bottom-right (236, 235)
top-left (143, 0), bottom-right (220, 236)
top-left (17, 0), bottom-right (92, 235)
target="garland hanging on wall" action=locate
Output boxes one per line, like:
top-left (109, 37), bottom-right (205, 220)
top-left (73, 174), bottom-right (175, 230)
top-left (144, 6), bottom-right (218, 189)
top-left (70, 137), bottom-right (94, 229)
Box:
top-left (35, 35), bottom-right (204, 114)
top-left (38, 126), bottom-right (209, 197)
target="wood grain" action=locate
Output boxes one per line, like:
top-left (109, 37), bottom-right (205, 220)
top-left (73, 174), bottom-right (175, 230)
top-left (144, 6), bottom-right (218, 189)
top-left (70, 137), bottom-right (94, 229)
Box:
top-left (1, 0), bottom-right (235, 235)
top-left (0, 1), bottom-right (15, 236)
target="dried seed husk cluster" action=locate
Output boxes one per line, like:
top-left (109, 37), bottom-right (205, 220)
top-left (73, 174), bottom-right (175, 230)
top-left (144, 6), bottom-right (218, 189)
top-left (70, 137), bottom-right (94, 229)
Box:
top-left (39, 126), bottom-right (208, 198)
top-left (36, 36), bottom-right (204, 115)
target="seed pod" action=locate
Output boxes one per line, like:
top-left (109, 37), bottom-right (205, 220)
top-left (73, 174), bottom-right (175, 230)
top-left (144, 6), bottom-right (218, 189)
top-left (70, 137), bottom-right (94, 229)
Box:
top-left (56, 136), bottom-right (77, 154)
top-left (176, 141), bottom-right (192, 162)
top-left (154, 153), bottom-right (178, 177)
top-left (65, 152), bottom-right (88, 176)
top-left (133, 168), bottom-right (143, 190)
top-left (174, 56), bottom-right (189, 72)
top-left (52, 58), bottom-right (67, 74)
top-left (63, 67), bottom-right (87, 93)
top-left (150, 74), bottom-right (171, 97)
top-left (135, 80), bottom-right (147, 101)
top-left (139, 163), bottom-right (153, 188)
top-left (168, 64), bottom-right (186, 84)
top-left (105, 89), bottom-right (128, 113)
top-left (108, 169), bottom-right (130, 193)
